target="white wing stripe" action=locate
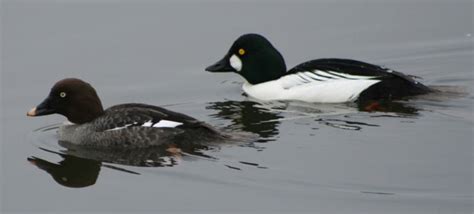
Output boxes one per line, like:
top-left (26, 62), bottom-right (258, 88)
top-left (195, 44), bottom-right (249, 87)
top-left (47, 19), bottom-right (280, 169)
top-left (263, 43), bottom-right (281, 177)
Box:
top-left (325, 70), bottom-right (377, 79)
top-left (315, 70), bottom-right (347, 79)
top-left (303, 72), bottom-right (324, 81)
top-left (306, 71), bottom-right (332, 80)
top-left (152, 120), bottom-right (183, 128)
top-left (105, 124), bottom-right (132, 131)
top-left (297, 73), bottom-right (312, 82)
top-left (142, 120), bottom-right (153, 127)
top-left (104, 120), bottom-right (183, 131)
top-left (321, 70), bottom-right (358, 79)
top-left (313, 70), bottom-right (338, 79)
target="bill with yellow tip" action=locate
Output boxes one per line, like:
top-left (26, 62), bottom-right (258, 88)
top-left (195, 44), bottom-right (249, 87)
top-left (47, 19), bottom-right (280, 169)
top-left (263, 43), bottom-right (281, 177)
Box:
top-left (27, 107), bottom-right (37, 117)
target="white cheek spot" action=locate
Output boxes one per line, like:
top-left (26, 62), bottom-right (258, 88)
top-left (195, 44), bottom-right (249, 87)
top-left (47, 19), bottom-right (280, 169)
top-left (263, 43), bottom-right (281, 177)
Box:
top-left (229, 54), bottom-right (242, 72)
top-left (152, 120), bottom-right (183, 128)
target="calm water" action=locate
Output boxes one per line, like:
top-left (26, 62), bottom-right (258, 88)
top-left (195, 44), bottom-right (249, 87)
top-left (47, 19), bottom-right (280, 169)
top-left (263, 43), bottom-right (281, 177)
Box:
top-left (2, 0), bottom-right (473, 213)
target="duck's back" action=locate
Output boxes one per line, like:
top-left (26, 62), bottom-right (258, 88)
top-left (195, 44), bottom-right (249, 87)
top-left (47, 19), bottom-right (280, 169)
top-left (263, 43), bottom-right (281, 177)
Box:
top-left (284, 58), bottom-right (432, 102)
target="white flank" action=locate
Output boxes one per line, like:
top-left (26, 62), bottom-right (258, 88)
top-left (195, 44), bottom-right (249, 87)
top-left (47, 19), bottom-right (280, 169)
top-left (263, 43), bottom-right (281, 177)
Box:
top-left (152, 120), bottom-right (183, 128)
top-left (242, 70), bottom-right (381, 103)
top-left (229, 54), bottom-right (242, 72)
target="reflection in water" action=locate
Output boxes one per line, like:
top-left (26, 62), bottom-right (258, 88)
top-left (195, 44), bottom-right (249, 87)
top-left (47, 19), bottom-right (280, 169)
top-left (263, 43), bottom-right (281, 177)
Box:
top-left (207, 99), bottom-right (422, 135)
top-left (28, 151), bottom-right (101, 188)
top-left (356, 99), bottom-right (421, 115)
top-left (206, 100), bottom-right (283, 142)
top-left (315, 118), bottom-right (379, 131)
top-left (27, 142), bottom-right (217, 188)
top-left (58, 141), bottom-right (215, 167)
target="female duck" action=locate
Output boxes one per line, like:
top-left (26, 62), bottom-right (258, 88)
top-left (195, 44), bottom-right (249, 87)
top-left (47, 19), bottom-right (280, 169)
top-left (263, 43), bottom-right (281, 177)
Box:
top-left (206, 34), bottom-right (432, 103)
top-left (27, 78), bottom-right (226, 148)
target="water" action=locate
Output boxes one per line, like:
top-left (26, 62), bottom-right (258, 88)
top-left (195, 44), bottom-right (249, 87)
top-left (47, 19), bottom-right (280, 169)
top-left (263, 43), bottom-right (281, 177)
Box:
top-left (1, 0), bottom-right (473, 213)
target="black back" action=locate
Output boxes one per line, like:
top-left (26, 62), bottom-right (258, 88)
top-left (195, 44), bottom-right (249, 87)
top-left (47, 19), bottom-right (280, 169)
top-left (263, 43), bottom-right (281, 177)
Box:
top-left (288, 58), bottom-right (432, 101)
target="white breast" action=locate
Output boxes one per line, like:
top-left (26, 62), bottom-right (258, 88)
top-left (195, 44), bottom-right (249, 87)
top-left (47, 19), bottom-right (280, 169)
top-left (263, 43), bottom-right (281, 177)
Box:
top-left (242, 70), bottom-right (381, 103)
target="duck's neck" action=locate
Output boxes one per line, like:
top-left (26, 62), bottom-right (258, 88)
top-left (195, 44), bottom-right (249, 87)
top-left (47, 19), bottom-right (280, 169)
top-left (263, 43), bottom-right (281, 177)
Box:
top-left (241, 55), bottom-right (287, 85)
top-left (247, 68), bottom-right (286, 85)
top-left (67, 97), bottom-right (105, 124)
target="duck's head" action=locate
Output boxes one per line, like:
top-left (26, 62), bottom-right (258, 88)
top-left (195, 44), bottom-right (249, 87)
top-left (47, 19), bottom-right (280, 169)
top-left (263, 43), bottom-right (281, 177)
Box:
top-left (206, 34), bottom-right (287, 85)
top-left (27, 78), bottom-right (104, 124)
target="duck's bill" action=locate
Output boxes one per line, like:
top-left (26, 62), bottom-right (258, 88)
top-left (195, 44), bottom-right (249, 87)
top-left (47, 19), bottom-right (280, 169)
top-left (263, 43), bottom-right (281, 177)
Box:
top-left (27, 98), bottom-right (55, 117)
top-left (205, 57), bottom-right (234, 73)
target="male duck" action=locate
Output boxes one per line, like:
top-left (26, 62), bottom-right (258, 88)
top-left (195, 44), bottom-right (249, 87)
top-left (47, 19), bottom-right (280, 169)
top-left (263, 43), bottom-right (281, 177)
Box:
top-left (206, 34), bottom-right (432, 103)
top-left (27, 78), bottom-right (226, 148)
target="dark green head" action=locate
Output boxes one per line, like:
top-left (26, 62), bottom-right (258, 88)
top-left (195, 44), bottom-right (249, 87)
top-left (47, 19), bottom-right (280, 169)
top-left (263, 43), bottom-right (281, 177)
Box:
top-left (205, 34), bottom-right (287, 84)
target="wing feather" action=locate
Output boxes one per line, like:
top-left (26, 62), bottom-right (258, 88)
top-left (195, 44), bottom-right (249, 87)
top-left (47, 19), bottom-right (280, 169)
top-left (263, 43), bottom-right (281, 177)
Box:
top-left (95, 103), bottom-right (202, 131)
top-left (281, 69), bottom-right (379, 90)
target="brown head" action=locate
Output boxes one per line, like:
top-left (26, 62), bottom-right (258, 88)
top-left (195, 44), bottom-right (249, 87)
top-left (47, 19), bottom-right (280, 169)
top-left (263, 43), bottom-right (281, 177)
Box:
top-left (27, 78), bottom-right (104, 124)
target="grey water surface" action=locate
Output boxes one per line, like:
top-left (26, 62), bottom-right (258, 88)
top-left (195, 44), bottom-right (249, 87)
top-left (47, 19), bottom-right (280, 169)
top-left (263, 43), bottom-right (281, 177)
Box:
top-left (1, 0), bottom-right (473, 213)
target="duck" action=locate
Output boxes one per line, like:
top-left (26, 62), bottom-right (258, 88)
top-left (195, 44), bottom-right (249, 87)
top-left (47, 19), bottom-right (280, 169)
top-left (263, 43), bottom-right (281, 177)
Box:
top-left (27, 78), bottom-right (227, 148)
top-left (205, 33), bottom-right (432, 103)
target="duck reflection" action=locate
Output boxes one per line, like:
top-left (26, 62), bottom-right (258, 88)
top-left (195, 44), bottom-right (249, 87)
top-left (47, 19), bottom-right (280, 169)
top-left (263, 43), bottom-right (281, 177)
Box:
top-left (28, 151), bottom-right (101, 188)
top-left (206, 100), bottom-right (283, 142)
top-left (207, 99), bottom-right (421, 135)
top-left (58, 141), bottom-right (216, 167)
top-left (356, 99), bottom-right (421, 115)
top-left (28, 139), bottom-right (218, 188)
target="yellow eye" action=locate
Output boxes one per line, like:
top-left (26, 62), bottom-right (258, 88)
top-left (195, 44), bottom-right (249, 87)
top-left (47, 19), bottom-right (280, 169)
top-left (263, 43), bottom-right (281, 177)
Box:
top-left (60, 92), bottom-right (67, 98)
top-left (238, 48), bottom-right (245, 56)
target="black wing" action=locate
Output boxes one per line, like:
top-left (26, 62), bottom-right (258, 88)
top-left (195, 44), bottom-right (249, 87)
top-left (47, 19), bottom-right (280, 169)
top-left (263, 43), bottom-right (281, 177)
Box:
top-left (289, 58), bottom-right (412, 79)
top-left (287, 58), bottom-right (431, 99)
